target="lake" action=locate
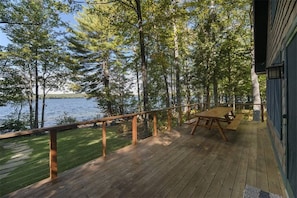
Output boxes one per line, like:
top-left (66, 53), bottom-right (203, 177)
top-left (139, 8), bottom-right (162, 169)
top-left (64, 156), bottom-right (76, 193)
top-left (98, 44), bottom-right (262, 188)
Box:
top-left (0, 98), bottom-right (103, 127)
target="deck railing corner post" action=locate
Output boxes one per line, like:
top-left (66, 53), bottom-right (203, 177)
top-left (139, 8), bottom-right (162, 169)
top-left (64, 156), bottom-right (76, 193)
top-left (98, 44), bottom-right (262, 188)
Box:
top-left (102, 121), bottom-right (107, 157)
top-left (261, 103), bottom-right (264, 122)
top-left (153, 113), bottom-right (158, 137)
top-left (49, 130), bottom-right (58, 180)
top-left (132, 115), bottom-right (138, 145)
top-left (167, 109), bottom-right (172, 132)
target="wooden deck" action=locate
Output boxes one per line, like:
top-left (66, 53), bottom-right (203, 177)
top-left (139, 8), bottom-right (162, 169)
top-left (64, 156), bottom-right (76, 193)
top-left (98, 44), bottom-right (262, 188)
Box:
top-left (5, 121), bottom-right (286, 198)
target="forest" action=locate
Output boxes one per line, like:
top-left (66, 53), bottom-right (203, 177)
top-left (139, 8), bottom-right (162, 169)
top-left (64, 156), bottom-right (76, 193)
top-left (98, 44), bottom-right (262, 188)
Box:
top-left (0, 0), bottom-right (265, 130)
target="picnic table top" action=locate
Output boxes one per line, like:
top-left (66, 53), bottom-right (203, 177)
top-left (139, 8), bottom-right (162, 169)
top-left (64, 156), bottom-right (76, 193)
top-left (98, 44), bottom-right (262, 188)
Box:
top-left (196, 107), bottom-right (233, 118)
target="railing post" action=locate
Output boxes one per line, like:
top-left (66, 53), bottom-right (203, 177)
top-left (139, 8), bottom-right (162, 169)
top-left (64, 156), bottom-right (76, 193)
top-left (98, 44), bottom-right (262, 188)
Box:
top-left (50, 130), bottom-right (57, 179)
top-left (132, 115), bottom-right (137, 145)
top-left (261, 103), bottom-right (264, 122)
top-left (153, 113), bottom-right (158, 137)
top-left (178, 106), bottom-right (182, 126)
top-left (102, 121), bottom-right (106, 157)
top-left (187, 104), bottom-right (190, 121)
top-left (167, 109), bottom-right (172, 132)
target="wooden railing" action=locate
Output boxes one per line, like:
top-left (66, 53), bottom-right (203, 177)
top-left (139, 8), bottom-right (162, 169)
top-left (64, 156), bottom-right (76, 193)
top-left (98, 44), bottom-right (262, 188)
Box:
top-left (0, 102), bottom-right (265, 181)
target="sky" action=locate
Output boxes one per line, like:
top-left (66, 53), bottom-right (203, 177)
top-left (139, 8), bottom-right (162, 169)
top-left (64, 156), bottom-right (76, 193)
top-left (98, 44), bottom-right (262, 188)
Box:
top-left (0, 30), bottom-right (10, 47)
top-left (0, 12), bottom-right (77, 47)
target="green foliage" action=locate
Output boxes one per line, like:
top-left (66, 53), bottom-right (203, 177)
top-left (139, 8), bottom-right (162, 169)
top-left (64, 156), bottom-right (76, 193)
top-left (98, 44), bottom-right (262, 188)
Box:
top-left (0, 67), bottom-right (26, 106)
top-left (0, 109), bottom-right (29, 133)
top-left (55, 112), bottom-right (77, 125)
top-left (0, 118), bottom-right (27, 133)
top-left (190, 0), bottom-right (254, 104)
top-left (67, 2), bottom-right (136, 115)
top-left (1, 0), bottom-right (262, 130)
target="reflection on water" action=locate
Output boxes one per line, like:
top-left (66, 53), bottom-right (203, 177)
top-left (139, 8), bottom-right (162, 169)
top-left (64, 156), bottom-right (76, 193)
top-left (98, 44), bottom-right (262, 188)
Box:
top-left (0, 98), bottom-right (103, 127)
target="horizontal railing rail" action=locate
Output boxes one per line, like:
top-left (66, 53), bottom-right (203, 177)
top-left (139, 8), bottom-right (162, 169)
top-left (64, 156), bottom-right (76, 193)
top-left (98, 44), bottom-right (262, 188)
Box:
top-left (0, 102), bottom-right (265, 196)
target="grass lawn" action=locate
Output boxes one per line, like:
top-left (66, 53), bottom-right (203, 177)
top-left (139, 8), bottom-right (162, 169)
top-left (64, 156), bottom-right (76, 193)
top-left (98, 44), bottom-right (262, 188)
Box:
top-left (0, 145), bottom-right (13, 165)
top-left (0, 126), bottom-right (131, 196)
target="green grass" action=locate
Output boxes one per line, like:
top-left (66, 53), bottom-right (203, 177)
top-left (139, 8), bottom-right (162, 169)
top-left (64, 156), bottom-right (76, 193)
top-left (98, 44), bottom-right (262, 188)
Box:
top-left (0, 126), bottom-right (131, 196)
top-left (0, 145), bottom-right (14, 165)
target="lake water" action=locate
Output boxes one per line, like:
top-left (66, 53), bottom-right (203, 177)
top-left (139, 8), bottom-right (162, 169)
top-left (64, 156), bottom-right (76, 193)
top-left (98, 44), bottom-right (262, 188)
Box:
top-left (0, 98), bottom-right (103, 127)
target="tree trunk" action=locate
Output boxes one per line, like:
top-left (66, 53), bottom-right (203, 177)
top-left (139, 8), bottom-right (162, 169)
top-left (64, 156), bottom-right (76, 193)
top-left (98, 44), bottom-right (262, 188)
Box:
top-left (213, 70), bottom-right (218, 106)
top-left (135, 0), bottom-right (149, 136)
top-left (249, 5), bottom-right (261, 121)
top-left (251, 64), bottom-right (261, 121)
top-left (28, 69), bottom-right (34, 129)
top-left (17, 103), bottom-right (23, 121)
top-left (135, 0), bottom-right (148, 112)
top-left (41, 94), bottom-right (46, 128)
top-left (206, 61), bottom-right (210, 109)
top-left (103, 61), bottom-right (112, 116)
top-left (206, 85), bottom-right (210, 109)
top-left (185, 60), bottom-right (191, 109)
top-left (41, 65), bottom-right (47, 128)
top-left (41, 77), bottom-right (47, 128)
top-left (173, 19), bottom-right (182, 124)
top-left (29, 97), bottom-right (34, 129)
top-left (171, 65), bottom-right (175, 105)
top-left (162, 65), bottom-right (171, 108)
top-left (135, 59), bottom-right (142, 112)
top-left (34, 48), bottom-right (39, 128)
top-left (227, 50), bottom-right (232, 104)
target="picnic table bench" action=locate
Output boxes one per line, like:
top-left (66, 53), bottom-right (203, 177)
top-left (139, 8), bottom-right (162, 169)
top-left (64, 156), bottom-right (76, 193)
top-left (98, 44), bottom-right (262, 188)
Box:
top-left (190, 107), bottom-right (243, 141)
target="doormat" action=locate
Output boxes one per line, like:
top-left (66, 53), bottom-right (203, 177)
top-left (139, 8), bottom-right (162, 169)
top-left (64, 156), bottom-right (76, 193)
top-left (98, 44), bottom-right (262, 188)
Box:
top-left (243, 185), bottom-right (282, 198)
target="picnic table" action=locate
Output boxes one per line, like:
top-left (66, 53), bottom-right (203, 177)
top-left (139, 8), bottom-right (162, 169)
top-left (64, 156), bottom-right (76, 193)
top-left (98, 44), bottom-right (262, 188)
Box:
top-left (190, 107), bottom-right (243, 141)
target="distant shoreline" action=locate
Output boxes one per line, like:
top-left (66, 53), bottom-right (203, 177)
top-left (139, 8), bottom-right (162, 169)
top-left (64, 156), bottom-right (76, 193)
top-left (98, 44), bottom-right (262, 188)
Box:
top-left (44, 93), bottom-right (87, 99)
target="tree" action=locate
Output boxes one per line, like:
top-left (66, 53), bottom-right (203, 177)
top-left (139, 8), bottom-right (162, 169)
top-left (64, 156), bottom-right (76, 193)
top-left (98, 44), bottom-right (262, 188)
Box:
top-left (67, 2), bottom-right (134, 116)
top-left (67, 0), bottom-right (260, 121)
top-left (0, 63), bottom-right (26, 106)
top-left (188, 0), bottom-right (254, 110)
top-left (0, 0), bottom-right (70, 128)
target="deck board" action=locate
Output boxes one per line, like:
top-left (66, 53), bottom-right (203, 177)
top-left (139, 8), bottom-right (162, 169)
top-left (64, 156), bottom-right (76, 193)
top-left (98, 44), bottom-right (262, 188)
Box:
top-left (246, 124), bottom-right (257, 187)
top-left (5, 121), bottom-right (286, 198)
top-left (256, 129), bottom-right (269, 191)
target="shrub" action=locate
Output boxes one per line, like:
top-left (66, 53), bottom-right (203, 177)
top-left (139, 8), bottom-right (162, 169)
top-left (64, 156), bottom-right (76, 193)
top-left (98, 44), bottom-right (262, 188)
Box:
top-left (0, 118), bottom-right (27, 133)
top-left (55, 112), bottom-right (77, 125)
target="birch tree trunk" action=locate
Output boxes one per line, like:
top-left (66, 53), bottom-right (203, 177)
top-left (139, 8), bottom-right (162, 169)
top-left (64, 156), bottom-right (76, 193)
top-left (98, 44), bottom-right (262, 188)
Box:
top-left (251, 63), bottom-right (261, 121)
top-left (174, 20), bottom-right (182, 124)
top-left (250, 5), bottom-right (261, 121)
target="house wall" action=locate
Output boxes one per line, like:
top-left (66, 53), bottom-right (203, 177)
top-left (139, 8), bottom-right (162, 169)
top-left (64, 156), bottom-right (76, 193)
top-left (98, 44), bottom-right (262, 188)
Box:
top-left (266, 1), bottom-right (297, 197)
top-left (266, 0), bottom-right (297, 67)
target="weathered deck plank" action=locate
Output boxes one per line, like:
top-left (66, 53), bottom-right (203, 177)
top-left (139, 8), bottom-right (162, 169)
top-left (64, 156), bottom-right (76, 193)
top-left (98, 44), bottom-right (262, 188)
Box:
top-left (246, 124), bottom-right (257, 187)
top-left (5, 121), bottom-right (286, 198)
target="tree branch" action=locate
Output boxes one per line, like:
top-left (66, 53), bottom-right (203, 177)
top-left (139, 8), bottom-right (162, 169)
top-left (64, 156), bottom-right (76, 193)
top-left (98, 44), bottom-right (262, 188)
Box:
top-left (71, 0), bottom-right (137, 12)
top-left (0, 21), bottom-right (40, 25)
top-left (116, 0), bottom-right (137, 12)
